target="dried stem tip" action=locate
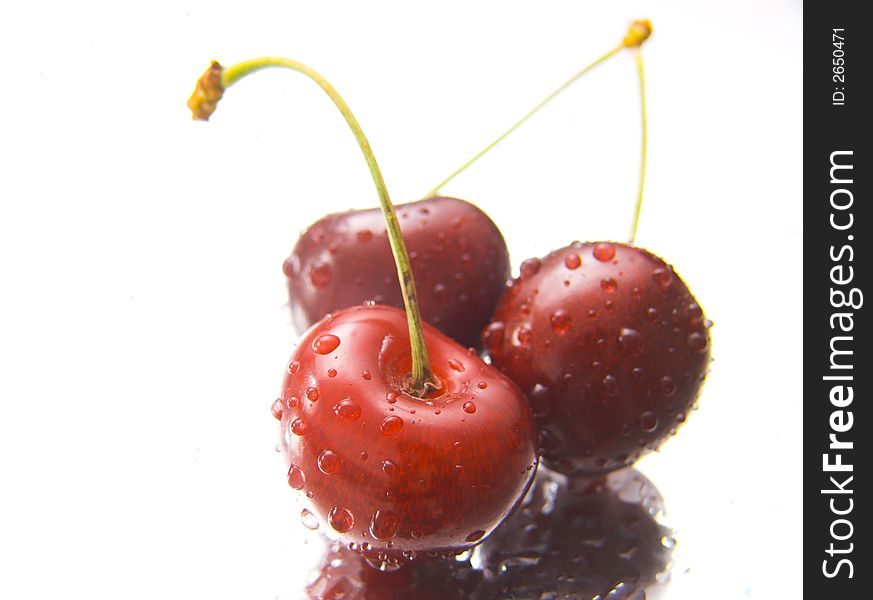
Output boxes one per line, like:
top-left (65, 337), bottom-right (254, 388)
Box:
top-left (623, 20), bottom-right (653, 48)
top-left (187, 61), bottom-right (226, 121)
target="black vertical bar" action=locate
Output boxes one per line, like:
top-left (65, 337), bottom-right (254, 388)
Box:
top-left (805, 2), bottom-right (870, 596)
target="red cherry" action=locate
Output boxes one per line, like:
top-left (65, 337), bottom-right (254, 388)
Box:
top-left (485, 242), bottom-right (711, 475)
top-left (475, 466), bottom-right (672, 598)
top-left (279, 304), bottom-right (538, 562)
top-left (284, 197), bottom-right (510, 348)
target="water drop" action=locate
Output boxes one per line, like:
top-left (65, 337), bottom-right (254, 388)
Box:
top-left (312, 334), bottom-right (341, 355)
top-left (529, 384), bottom-right (552, 417)
top-left (603, 374), bottom-right (619, 396)
top-left (465, 530), bottom-right (486, 543)
top-left (550, 309), bottom-right (572, 334)
top-left (564, 253), bottom-right (581, 270)
top-left (309, 262), bottom-right (332, 289)
top-left (300, 508), bottom-right (319, 530)
top-left (432, 283), bottom-right (447, 300)
top-left (361, 370), bottom-right (371, 380)
top-left (448, 359), bottom-right (465, 372)
top-left (653, 267), bottom-right (673, 287)
top-left (660, 376), bottom-right (676, 397)
top-left (639, 411), bottom-right (658, 432)
top-left (381, 459), bottom-right (398, 478)
top-left (286, 396), bottom-right (298, 409)
top-left (687, 332), bottom-right (708, 352)
top-left (333, 398), bottom-right (361, 421)
top-left (290, 418), bottom-right (307, 436)
top-left (328, 506), bottom-right (354, 533)
top-left (271, 399), bottom-right (284, 420)
top-left (327, 368), bottom-right (337, 378)
top-left (360, 451), bottom-right (368, 461)
top-left (600, 277), bottom-right (618, 293)
top-left (520, 258), bottom-right (542, 278)
top-left (318, 450), bottom-right (341, 475)
top-left (288, 361), bottom-right (300, 375)
top-left (380, 415), bottom-right (404, 435)
top-left (386, 391), bottom-right (398, 404)
top-left (369, 510), bottom-right (399, 541)
top-left (306, 387), bottom-right (320, 402)
top-left (287, 465), bottom-right (305, 489)
top-left (514, 325), bottom-right (532, 347)
top-left (593, 242), bottom-right (616, 262)
top-left (646, 307), bottom-right (659, 320)
top-left (618, 328), bottom-right (643, 355)
top-left (356, 229), bottom-right (373, 243)
top-left (463, 401), bottom-right (477, 414)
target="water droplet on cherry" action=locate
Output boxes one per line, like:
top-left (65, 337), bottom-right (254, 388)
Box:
top-left (290, 418), bottom-right (307, 436)
top-left (564, 253), bottom-right (581, 270)
top-left (318, 450), bottom-right (342, 475)
top-left (313, 334), bottom-right (341, 355)
top-left (309, 262), bottom-right (332, 289)
top-left (380, 415), bottom-right (403, 435)
top-left (328, 506), bottom-right (355, 533)
top-left (639, 411), bottom-right (658, 432)
top-left (287, 465), bottom-right (305, 489)
top-left (300, 508), bottom-right (319, 530)
top-left (550, 309), bottom-right (572, 334)
top-left (618, 328), bottom-right (643, 355)
top-left (369, 510), bottom-right (399, 541)
top-left (333, 398), bottom-right (361, 421)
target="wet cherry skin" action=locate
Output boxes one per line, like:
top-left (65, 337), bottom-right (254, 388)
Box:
top-left (284, 197), bottom-right (510, 348)
top-left (277, 304), bottom-right (538, 562)
top-left (484, 242), bottom-right (711, 475)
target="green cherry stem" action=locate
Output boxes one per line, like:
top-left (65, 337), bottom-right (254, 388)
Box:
top-left (188, 58), bottom-right (436, 394)
top-left (628, 47), bottom-right (648, 244)
top-left (425, 19), bottom-right (653, 198)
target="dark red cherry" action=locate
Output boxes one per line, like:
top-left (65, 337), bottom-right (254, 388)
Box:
top-left (278, 304), bottom-right (538, 562)
top-left (484, 242), bottom-right (711, 475)
top-left (475, 466), bottom-right (673, 599)
top-left (284, 197), bottom-right (510, 348)
top-left (305, 542), bottom-right (482, 600)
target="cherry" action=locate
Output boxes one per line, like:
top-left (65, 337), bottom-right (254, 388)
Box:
top-left (278, 304), bottom-right (538, 563)
top-left (189, 59), bottom-right (538, 564)
top-left (284, 196), bottom-right (509, 348)
top-left (474, 466), bottom-right (673, 598)
top-left (484, 242), bottom-right (711, 475)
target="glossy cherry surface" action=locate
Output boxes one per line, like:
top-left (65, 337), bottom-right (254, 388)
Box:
top-left (277, 304), bottom-right (538, 561)
top-left (284, 197), bottom-right (510, 348)
top-left (484, 242), bottom-right (711, 475)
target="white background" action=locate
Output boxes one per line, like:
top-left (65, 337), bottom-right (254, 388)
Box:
top-left (0, 1), bottom-right (802, 598)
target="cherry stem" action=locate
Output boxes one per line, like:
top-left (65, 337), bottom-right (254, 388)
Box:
top-left (188, 57), bottom-right (436, 394)
top-left (628, 48), bottom-right (648, 244)
top-left (424, 19), bottom-right (653, 199)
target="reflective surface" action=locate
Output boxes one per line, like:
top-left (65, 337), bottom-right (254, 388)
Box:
top-left (296, 466), bottom-right (673, 599)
